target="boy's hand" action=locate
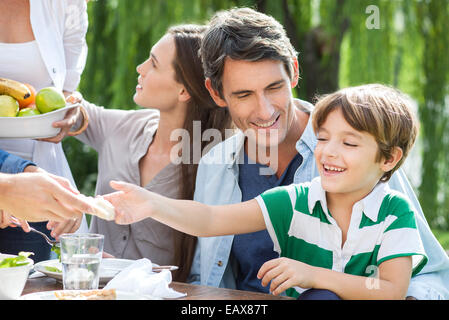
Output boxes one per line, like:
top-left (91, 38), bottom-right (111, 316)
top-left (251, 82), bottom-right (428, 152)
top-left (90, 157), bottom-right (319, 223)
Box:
top-left (257, 257), bottom-right (316, 295)
top-left (104, 180), bottom-right (155, 225)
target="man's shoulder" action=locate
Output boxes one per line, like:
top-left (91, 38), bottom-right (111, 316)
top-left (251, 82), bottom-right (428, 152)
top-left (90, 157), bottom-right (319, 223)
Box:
top-left (294, 98), bottom-right (314, 114)
top-left (199, 130), bottom-right (243, 164)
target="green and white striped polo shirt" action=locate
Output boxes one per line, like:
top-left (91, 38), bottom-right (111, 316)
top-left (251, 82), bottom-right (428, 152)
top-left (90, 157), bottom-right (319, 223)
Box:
top-left (255, 177), bottom-right (427, 298)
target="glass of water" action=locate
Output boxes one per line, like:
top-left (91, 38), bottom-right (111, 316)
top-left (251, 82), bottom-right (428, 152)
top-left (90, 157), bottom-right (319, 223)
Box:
top-left (60, 233), bottom-right (104, 290)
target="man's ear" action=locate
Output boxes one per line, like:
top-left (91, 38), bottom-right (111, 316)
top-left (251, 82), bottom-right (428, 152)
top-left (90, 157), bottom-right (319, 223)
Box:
top-left (205, 78), bottom-right (227, 108)
top-left (291, 57), bottom-right (300, 88)
top-left (381, 146), bottom-right (403, 173)
top-left (178, 87), bottom-right (191, 103)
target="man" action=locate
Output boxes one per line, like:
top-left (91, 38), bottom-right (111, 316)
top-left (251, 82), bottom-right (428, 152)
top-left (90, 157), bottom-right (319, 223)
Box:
top-left (188, 7), bottom-right (449, 299)
top-left (0, 149), bottom-right (93, 230)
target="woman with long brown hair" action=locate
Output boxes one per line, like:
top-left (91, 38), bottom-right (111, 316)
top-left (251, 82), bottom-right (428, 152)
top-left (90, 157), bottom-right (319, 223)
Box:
top-left (69, 24), bottom-right (232, 281)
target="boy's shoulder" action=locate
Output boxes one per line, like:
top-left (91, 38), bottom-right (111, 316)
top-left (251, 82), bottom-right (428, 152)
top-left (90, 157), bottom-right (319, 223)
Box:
top-left (376, 188), bottom-right (416, 222)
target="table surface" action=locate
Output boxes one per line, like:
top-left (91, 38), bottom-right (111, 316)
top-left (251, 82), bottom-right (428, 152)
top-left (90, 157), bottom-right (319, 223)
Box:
top-left (23, 276), bottom-right (293, 300)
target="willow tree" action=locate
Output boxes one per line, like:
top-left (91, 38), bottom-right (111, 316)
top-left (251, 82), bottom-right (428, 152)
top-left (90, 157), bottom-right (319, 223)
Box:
top-left (415, 0), bottom-right (449, 228)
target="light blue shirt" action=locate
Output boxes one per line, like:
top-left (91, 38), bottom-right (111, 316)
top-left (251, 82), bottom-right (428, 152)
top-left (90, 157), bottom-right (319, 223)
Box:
top-left (188, 99), bottom-right (449, 300)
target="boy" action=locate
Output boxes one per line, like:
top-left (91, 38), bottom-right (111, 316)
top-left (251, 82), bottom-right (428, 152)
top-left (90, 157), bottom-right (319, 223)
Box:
top-left (105, 84), bottom-right (427, 299)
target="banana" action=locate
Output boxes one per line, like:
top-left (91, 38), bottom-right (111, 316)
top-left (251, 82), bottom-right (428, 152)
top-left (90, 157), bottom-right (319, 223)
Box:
top-left (0, 77), bottom-right (31, 101)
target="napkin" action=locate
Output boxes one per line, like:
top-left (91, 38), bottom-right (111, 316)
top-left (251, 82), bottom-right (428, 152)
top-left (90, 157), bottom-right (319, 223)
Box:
top-left (103, 258), bottom-right (186, 299)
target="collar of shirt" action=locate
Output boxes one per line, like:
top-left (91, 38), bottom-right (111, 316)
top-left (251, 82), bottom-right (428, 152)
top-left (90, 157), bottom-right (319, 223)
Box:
top-left (307, 176), bottom-right (391, 223)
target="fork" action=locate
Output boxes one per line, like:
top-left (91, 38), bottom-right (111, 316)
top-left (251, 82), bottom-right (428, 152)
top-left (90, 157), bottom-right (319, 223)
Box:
top-left (11, 221), bottom-right (60, 247)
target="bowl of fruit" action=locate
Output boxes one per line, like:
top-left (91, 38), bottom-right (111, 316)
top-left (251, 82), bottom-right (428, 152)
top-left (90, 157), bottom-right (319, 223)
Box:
top-left (0, 252), bottom-right (34, 300)
top-left (0, 78), bottom-right (80, 139)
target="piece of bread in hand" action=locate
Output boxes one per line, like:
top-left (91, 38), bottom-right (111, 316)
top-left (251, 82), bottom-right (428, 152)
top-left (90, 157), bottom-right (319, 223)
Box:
top-left (85, 195), bottom-right (116, 221)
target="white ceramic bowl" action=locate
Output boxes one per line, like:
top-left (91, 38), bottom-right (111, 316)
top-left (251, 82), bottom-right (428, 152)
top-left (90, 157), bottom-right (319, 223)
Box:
top-left (0, 103), bottom-right (80, 139)
top-left (0, 253), bottom-right (34, 300)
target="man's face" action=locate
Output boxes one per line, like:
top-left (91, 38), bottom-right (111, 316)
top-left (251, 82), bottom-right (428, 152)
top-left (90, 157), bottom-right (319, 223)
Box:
top-left (206, 58), bottom-right (298, 149)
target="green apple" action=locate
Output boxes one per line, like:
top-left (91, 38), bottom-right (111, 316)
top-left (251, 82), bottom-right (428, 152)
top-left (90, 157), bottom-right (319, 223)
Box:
top-left (18, 107), bottom-right (41, 117)
top-left (0, 95), bottom-right (19, 117)
top-left (35, 87), bottom-right (66, 114)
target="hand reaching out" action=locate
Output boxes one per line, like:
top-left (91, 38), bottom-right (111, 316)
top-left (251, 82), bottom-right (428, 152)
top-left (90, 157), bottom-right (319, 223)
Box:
top-left (0, 166), bottom-right (94, 223)
top-left (104, 180), bottom-right (157, 225)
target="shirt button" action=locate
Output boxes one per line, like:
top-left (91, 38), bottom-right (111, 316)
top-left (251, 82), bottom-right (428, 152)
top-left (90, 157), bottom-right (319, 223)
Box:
top-left (122, 235), bottom-right (127, 241)
top-left (217, 261), bottom-right (223, 267)
top-left (52, 67), bottom-right (57, 73)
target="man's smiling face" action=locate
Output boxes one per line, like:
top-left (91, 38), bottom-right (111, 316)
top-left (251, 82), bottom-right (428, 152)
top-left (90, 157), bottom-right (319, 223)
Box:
top-left (206, 58), bottom-right (298, 149)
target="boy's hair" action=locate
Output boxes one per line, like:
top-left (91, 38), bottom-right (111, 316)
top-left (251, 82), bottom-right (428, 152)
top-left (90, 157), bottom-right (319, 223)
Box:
top-left (200, 7), bottom-right (298, 98)
top-left (312, 84), bottom-right (419, 182)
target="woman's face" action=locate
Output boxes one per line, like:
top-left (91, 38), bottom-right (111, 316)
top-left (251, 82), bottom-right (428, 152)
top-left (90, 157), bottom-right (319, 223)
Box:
top-left (134, 34), bottom-right (182, 111)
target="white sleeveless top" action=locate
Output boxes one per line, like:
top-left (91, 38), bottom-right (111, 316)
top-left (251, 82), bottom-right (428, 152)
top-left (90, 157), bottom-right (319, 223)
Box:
top-left (0, 41), bottom-right (51, 161)
top-left (0, 40), bottom-right (88, 232)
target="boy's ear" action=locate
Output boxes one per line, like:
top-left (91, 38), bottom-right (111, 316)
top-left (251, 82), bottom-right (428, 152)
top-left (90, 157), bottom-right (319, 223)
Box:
top-left (205, 78), bottom-right (227, 108)
top-left (380, 146), bottom-right (403, 173)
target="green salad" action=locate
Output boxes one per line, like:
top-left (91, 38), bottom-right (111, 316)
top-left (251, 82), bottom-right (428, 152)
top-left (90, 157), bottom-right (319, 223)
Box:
top-left (0, 252), bottom-right (33, 268)
top-left (46, 244), bottom-right (62, 273)
top-left (51, 244), bottom-right (61, 261)
top-left (44, 266), bottom-right (62, 273)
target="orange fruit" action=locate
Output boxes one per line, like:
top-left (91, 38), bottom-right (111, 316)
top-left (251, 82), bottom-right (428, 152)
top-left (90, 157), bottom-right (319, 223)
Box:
top-left (18, 83), bottom-right (36, 109)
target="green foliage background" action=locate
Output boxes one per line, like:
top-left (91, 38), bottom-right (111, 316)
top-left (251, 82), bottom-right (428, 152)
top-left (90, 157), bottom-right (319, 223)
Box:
top-left (63, 0), bottom-right (449, 231)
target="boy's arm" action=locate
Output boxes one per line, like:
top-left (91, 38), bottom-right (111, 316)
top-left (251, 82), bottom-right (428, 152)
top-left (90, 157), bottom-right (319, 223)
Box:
top-left (312, 256), bottom-right (412, 299)
top-left (389, 169), bottom-right (449, 299)
top-left (259, 256), bottom-right (412, 299)
top-left (105, 180), bottom-right (266, 237)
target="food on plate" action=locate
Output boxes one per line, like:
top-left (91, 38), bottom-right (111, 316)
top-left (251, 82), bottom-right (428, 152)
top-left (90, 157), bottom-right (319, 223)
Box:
top-left (0, 77), bottom-right (31, 101)
top-left (35, 87), bottom-right (66, 114)
top-left (44, 265), bottom-right (62, 273)
top-left (85, 196), bottom-right (116, 221)
top-left (18, 107), bottom-right (41, 117)
top-left (54, 289), bottom-right (117, 300)
top-left (18, 83), bottom-right (36, 109)
top-left (0, 252), bottom-right (33, 268)
top-left (0, 95), bottom-right (19, 117)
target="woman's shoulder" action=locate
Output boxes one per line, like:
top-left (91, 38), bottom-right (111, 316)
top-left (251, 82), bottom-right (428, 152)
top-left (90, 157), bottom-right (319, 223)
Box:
top-left (107, 108), bottom-right (160, 136)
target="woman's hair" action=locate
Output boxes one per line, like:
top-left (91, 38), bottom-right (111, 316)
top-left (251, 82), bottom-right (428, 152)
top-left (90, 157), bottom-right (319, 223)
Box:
top-left (312, 84), bottom-right (419, 182)
top-left (200, 7), bottom-right (298, 98)
top-left (167, 24), bottom-right (233, 281)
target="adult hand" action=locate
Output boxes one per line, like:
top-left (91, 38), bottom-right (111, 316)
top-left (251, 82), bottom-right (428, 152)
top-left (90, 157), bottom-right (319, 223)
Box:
top-left (0, 167), bottom-right (94, 223)
top-left (38, 91), bottom-right (84, 143)
top-left (46, 216), bottom-right (82, 240)
top-left (0, 210), bottom-right (30, 232)
top-left (257, 257), bottom-right (316, 295)
top-left (38, 106), bottom-right (80, 143)
top-left (104, 180), bottom-right (156, 225)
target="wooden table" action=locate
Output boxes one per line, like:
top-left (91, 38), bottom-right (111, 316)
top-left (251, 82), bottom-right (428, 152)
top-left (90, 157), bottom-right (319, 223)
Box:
top-left (23, 276), bottom-right (293, 300)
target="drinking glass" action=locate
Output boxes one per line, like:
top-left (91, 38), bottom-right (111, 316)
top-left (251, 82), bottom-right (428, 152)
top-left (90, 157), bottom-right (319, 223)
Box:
top-left (60, 233), bottom-right (104, 290)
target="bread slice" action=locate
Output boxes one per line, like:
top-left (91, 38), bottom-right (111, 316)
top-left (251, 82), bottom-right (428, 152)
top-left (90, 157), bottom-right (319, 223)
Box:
top-left (85, 196), bottom-right (116, 221)
top-left (54, 289), bottom-right (117, 300)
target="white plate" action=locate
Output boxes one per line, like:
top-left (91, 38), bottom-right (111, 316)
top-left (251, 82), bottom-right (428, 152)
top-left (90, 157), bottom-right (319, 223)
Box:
top-left (0, 103), bottom-right (80, 139)
top-left (20, 290), bottom-right (160, 300)
top-left (34, 258), bottom-right (135, 285)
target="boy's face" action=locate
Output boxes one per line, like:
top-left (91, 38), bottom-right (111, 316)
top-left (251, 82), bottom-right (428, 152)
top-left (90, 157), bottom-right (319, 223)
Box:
top-left (315, 108), bottom-right (387, 200)
top-left (205, 58), bottom-right (298, 149)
